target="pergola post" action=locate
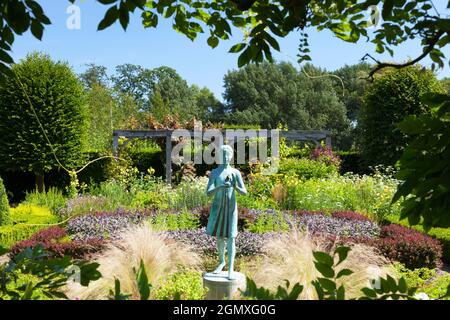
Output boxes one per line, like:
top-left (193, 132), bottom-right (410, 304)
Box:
top-left (165, 130), bottom-right (172, 184)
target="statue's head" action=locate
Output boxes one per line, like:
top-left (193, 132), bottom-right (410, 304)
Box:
top-left (219, 145), bottom-right (233, 165)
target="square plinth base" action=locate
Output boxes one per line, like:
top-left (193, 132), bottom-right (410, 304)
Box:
top-left (203, 271), bottom-right (246, 300)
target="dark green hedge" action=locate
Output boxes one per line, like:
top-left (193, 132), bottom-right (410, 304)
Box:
top-left (0, 150), bottom-right (165, 203)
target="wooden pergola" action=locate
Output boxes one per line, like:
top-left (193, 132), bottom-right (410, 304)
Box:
top-left (112, 129), bottom-right (332, 183)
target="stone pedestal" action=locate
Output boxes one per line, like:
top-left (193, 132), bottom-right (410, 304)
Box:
top-left (203, 271), bottom-right (246, 300)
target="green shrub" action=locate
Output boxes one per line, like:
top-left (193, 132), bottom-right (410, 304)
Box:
top-left (279, 158), bottom-right (338, 180)
top-left (249, 211), bottom-right (289, 233)
top-left (152, 209), bottom-right (199, 231)
top-left (128, 149), bottom-right (165, 178)
top-left (393, 261), bottom-right (450, 300)
top-left (130, 190), bottom-right (166, 210)
top-left (89, 180), bottom-right (133, 209)
top-left (24, 187), bottom-right (66, 215)
top-left (392, 263), bottom-right (436, 288)
top-left (0, 271), bottom-right (49, 300)
top-left (166, 178), bottom-right (209, 209)
top-left (0, 177), bottom-right (10, 225)
top-left (10, 204), bottom-right (57, 225)
top-left (152, 271), bottom-right (207, 300)
top-left (0, 204), bottom-right (58, 248)
top-left (358, 65), bottom-right (445, 167)
top-left (422, 274), bottom-right (450, 300)
top-left (281, 174), bottom-right (401, 220)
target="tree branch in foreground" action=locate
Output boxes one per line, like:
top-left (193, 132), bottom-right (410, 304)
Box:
top-left (362, 30), bottom-right (445, 81)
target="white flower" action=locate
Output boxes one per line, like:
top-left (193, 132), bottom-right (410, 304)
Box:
top-left (414, 292), bottom-right (430, 300)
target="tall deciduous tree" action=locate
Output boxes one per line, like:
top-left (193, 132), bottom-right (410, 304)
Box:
top-left (191, 85), bottom-right (223, 122)
top-left (0, 52), bottom-right (87, 191)
top-left (441, 77), bottom-right (450, 94)
top-left (332, 63), bottom-right (372, 149)
top-left (333, 62), bottom-right (372, 123)
top-left (0, 1), bottom-right (448, 79)
top-left (222, 61), bottom-right (351, 148)
top-left (358, 65), bottom-right (445, 167)
top-left (80, 63), bottom-right (109, 89)
top-left (111, 64), bottom-right (219, 122)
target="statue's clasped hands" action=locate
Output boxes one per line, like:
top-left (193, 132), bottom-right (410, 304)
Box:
top-left (223, 176), bottom-right (234, 189)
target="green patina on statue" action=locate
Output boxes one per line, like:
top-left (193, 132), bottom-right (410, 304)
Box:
top-left (206, 144), bottom-right (247, 280)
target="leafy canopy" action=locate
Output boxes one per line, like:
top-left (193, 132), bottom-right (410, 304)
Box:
top-left (393, 93), bottom-right (450, 229)
top-left (358, 65), bottom-right (445, 167)
top-left (221, 61), bottom-right (351, 148)
top-left (0, 0), bottom-right (449, 75)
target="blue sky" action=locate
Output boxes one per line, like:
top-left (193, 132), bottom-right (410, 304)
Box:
top-left (10, 1), bottom-right (450, 100)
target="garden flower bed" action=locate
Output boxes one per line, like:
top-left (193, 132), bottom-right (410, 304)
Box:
top-left (9, 206), bottom-right (442, 270)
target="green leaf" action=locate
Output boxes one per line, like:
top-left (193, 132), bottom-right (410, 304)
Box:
top-left (78, 262), bottom-right (101, 286)
top-left (119, 2), bottom-right (130, 30)
top-left (312, 280), bottom-right (324, 300)
top-left (313, 251), bottom-right (334, 267)
top-left (443, 284), bottom-right (450, 298)
top-left (0, 50), bottom-right (14, 64)
top-left (382, 0), bottom-right (395, 20)
top-left (336, 268), bottom-right (353, 279)
top-left (398, 277), bottom-right (407, 293)
top-left (136, 260), bottom-right (151, 300)
top-left (6, 1), bottom-right (30, 34)
top-left (334, 246), bottom-right (351, 266)
top-left (20, 281), bottom-right (35, 300)
top-left (420, 93), bottom-right (450, 106)
top-left (30, 20), bottom-right (44, 40)
top-left (142, 11), bottom-right (158, 28)
top-left (110, 278), bottom-right (131, 300)
top-left (207, 36), bottom-right (219, 48)
top-left (287, 283), bottom-right (303, 300)
top-left (361, 287), bottom-right (377, 298)
top-left (317, 277), bottom-right (336, 292)
top-left (164, 6), bottom-right (176, 18)
top-left (263, 32), bottom-right (280, 51)
top-left (98, 6), bottom-right (119, 31)
top-left (336, 285), bottom-right (345, 300)
top-left (2, 27), bottom-right (15, 45)
top-left (314, 262), bottom-right (335, 278)
top-left (238, 47), bottom-right (251, 67)
top-left (229, 43), bottom-right (246, 53)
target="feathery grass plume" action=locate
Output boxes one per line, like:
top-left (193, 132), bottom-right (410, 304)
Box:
top-left (65, 223), bottom-right (200, 299)
top-left (241, 229), bottom-right (394, 300)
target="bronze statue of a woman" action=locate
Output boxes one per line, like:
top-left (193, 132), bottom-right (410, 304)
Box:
top-left (206, 145), bottom-right (247, 280)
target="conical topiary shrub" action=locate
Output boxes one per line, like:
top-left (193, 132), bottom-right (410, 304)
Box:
top-left (0, 177), bottom-right (10, 225)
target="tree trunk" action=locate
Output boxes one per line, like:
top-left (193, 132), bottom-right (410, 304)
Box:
top-left (35, 172), bottom-right (45, 193)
